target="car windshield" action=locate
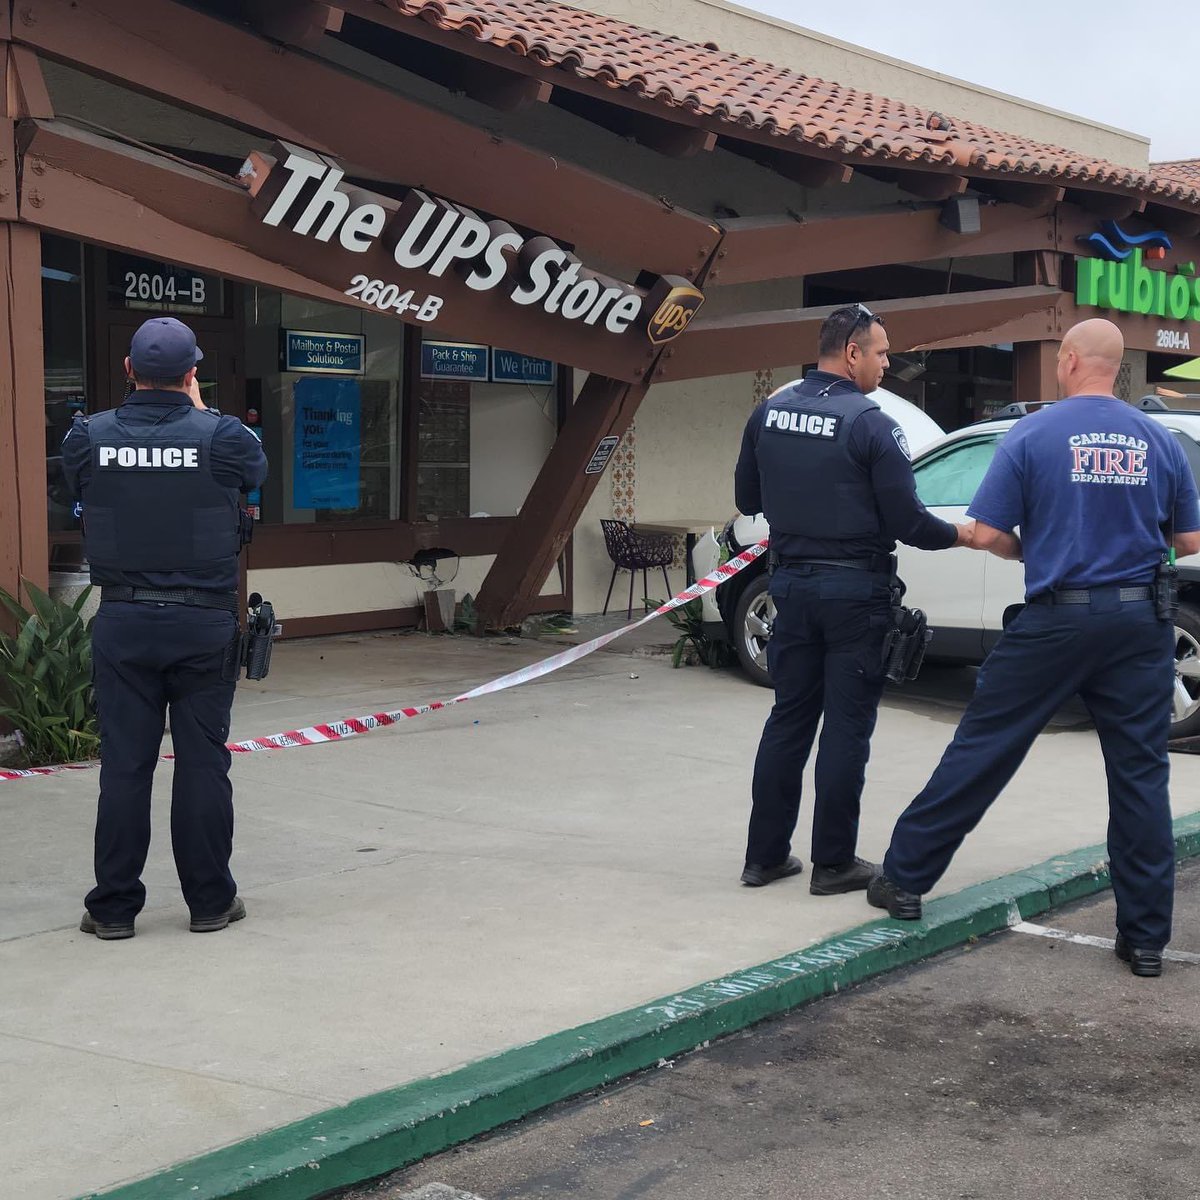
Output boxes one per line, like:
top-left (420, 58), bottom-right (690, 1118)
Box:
top-left (912, 434), bottom-right (1004, 508)
top-left (1169, 429), bottom-right (1200, 486)
top-left (914, 422), bottom-right (1200, 511)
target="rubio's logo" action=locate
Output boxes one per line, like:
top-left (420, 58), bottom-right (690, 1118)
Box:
top-left (1076, 221), bottom-right (1200, 322)
top-left (1078, 220), bottom-right (1171, 263)
top-left (241, 145), bottom-right (703, 345)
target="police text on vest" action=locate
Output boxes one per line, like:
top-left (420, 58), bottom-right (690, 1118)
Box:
top-left (764, 409), bottom-right (839, 437)
top-left (98, 446), bottom-right (200, 468)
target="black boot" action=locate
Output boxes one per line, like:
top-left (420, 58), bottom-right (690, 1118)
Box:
top-left (740, 856), bottom-right (804, 888)
top-left (810, 857), bottom-right (878, 895)
top-left (1114, 933), bottom-right (1163, 977)
top-left (866, 872), bottom-right (922, 920)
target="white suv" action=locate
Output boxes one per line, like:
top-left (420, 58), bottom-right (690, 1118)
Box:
top-left (696, 397), bottom-right (1200, 740)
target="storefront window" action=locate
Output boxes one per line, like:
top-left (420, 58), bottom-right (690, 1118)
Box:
top-left (245, 290), bottom-right (403, 525)
top-left (416, 342), bottom-right (558, 519)
top-left (43, 235), bottom-right (87, 533)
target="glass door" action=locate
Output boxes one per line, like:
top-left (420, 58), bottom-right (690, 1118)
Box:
top-left (106, 322), bottom-right (238, 415)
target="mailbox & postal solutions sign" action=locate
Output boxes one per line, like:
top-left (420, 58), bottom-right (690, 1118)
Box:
top-left (239, 143), bottom-right (704, 378)
top-left (282, 330), bottom-right (365, 374)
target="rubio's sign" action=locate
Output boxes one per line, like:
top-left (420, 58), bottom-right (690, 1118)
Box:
top-left (239, 143), bottom-right (703, 352)
top-left (1075, 221), bottom-right (1200, 322)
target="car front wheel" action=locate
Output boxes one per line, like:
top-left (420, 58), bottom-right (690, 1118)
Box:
top-left (1171, 602), bottom-right (1200, 740)
top-left (733, 572), bottom-right (773, 687)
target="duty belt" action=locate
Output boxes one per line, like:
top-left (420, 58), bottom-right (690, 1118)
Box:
top-left (101, 586), bottom-right (239, 613)
top-left (779, 555), bottom-right (894, 573)
top-left (1030, 585), bottom-right (1152, 606)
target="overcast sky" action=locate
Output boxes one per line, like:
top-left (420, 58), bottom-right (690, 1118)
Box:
top-left (740, 0), bottom-right (1199, 162)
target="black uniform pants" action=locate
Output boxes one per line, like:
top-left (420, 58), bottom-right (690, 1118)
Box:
top-left (86, 601), bottom-right (238, 924)
top-left (884, 593), bottom-right (1175, 950)
top-left (746, 564), bottom-right (893, 869)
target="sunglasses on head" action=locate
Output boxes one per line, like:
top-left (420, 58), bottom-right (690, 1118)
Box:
top-left (846, 303), bottom-right (884, 347)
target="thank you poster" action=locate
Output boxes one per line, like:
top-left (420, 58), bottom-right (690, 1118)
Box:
top-left (293, 377), bottom-right (361, 509)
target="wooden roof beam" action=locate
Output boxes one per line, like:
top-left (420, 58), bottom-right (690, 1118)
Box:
top-left (17, 119), bottom-right (667, 383)
top-left (550, 89), bottom-right (715, 158)
top-left (1143, 202), bottom-right (1200, 238)
top-left (464, 71), bottom-right (552, 114)
top-left (332, 10), bottom-right (552, 113)
top-left (719, 138), bottom-right (853, 187)
top-left (655, 285), bottom-right (1064, 380)
top-left (709, 201), bottom-right (1054, 287)
top-left (971, 178), bottom-right (1065, 211)
top-left (861, 166), bottom-right (969, 200)
top-left (246, 0), bottom-right (344, 48)
top-left (14, 0), bottom-right (718, 279)
top-left (1067, 188), bottom-right (1147, 220)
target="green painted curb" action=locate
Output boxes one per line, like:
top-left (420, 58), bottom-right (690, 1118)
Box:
top-left (81, 810), bottom-right (1200, 1200)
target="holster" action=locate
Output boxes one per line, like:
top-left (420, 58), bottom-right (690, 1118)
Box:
top-left (244, 598), bottom-right (278, 680)
top-left (221, 624), bottom-right (246, 683)
top-left (239, 508), bottom-right (255, 548)
top-left (1154, 560), bottom-right (1179, 621)
top-left (882, 604), bottom-right (932, 684)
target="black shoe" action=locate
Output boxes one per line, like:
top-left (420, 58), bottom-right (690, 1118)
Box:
top-left (80, 912), bottom-right (135, 941)
top-left (740, 856), bottom-right (804, 888)
top-left (866, 872), bottom-right (922, 920)
top-left (810, 858), bottom-right (878, 896)
top-left (1114, 933), bottom-right (1163, 977)
top-left (190, 896), bottom-right (246, 933)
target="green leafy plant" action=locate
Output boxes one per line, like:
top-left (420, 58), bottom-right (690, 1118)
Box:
top-left (452, 592), bottom-right (478, 633)
top-left (0, 580), bottom-right (99, 766)
top-left (655, 598), bottom-right (734, 669)
top-left (535, 612), bottom-right (579, 635)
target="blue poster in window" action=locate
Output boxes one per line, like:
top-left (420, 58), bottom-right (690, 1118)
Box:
top-left (293, 377), bottom-right (360, 510)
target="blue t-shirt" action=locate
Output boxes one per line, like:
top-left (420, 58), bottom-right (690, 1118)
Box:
top-left (967, 396), bottom-right (1200, 598)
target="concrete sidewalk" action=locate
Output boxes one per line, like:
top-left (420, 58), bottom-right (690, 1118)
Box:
top-left (2, 627), bottom-right (1197, 1199)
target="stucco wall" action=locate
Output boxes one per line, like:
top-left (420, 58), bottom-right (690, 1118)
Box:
top-left (577, 0), bottom-right (1149, 170)
top-left (248, 555), bottom-right (562, 622)
top-left (572, 362), bottom-right (804, 613)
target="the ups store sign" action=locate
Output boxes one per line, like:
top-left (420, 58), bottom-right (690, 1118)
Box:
top-left (239, 143), bottom-right (704, 382)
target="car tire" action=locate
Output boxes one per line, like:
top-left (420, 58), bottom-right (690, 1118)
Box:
top-left (733, 572), bottom-right (773, 688)
top-left (1170, 601), bottom-right (1200, 740)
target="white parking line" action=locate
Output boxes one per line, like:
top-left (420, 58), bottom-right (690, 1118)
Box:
top-left (1011, 921), bottom-right (1200, 964)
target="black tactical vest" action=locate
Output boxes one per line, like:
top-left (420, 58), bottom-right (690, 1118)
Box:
top-left (80, 405), bottom-right (241, 579)
top-left (756, 381), bottom-right (881, 541)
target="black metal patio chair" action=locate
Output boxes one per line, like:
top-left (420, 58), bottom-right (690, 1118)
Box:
top-left (600, 519), bottom-right (674, 618)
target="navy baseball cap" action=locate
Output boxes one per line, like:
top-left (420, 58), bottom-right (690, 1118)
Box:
top-left (128, 317), bottom-right (204, 377)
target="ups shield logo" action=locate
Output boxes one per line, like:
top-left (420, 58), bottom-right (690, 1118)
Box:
top-left (644, 276), bottom-right (705, 345)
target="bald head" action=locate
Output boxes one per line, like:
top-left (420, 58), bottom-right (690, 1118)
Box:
top-left (1056, 318), bottom-right (1125, 399)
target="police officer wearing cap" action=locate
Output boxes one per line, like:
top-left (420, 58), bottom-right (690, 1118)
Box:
top-left (63, 317), bottom-right (267, 940)
top-left (870, 319), bottom-right (1200, 977)
top-left (735, 304), bottom-right (973, 895)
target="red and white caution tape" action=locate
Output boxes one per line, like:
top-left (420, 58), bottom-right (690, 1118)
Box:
top-left (0, 539), bottom-right (767, 783)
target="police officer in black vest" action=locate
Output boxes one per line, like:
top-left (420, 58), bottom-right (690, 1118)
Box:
top-left (63, 317), bottom-right (268, 940)
top-left (735, 304), bottom-right (972, 894)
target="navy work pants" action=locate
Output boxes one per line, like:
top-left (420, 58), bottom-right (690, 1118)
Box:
top-left (86, 601), bottom-right (239, 925)
top-left (884, 592), bottom-right (1176, 950)
top-left (746, 564), bottom-right (893, 869)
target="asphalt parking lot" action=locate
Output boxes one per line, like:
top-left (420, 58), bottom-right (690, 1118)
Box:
top-left (358, 859), bottom-right (1200, 1200)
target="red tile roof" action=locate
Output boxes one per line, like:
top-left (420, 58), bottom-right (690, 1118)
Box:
top-left (1152, 160), bottom-right (1200, 190)
top-left (375, 0), bottom-right (1200, 208)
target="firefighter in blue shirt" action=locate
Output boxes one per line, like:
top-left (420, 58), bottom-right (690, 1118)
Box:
top-left (735, 304), bottom-right (972, 896)
top-left (870, 318), bottom-right (1200, 978)
top-left (63, 317), bottom-right (268, 940)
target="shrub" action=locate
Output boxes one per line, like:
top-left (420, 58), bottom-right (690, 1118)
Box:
top-left (656, 597), bottom-right (734, 669)
top-left (0, 580), bottom-right (99, 766)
